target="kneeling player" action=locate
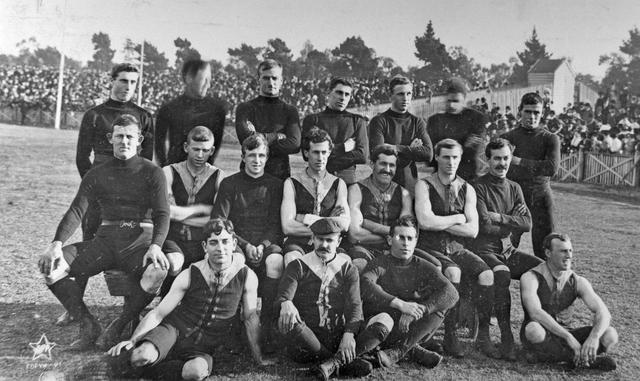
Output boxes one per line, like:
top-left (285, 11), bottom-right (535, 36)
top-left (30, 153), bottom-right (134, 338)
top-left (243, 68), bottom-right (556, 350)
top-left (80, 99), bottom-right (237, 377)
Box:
top-left (108, 219), bottom-right (273, 380)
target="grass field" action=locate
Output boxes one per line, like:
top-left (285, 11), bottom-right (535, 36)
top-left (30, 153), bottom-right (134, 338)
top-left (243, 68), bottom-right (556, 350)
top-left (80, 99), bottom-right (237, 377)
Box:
top-left (1, 123), bottom-right (639, 381)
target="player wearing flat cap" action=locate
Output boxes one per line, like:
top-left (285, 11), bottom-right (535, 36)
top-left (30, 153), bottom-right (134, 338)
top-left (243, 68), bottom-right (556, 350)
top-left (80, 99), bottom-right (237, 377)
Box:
top-left (276, 218), bottom-right (397, 380)
top-left (280, 128), bottom-right (350, 267)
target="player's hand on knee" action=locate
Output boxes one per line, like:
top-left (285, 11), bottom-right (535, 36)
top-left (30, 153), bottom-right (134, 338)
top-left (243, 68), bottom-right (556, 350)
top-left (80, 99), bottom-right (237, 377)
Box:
top-left (245, 244), bottom-right (259, 264)
top-left (278, 301), bottom-right (301, 333)
top-left (107, 340), bottom-right (134, 356)
top-left (39, 242), bottom-right (63, 275)
top-left (143, 244), bottom-right (169, 270)
top-left (397, 300), bottom-right (426, 320)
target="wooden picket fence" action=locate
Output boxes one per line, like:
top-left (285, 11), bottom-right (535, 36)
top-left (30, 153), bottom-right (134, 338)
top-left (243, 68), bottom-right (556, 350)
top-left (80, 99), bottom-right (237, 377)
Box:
top-left (554, 150), bottom-right (640, 187)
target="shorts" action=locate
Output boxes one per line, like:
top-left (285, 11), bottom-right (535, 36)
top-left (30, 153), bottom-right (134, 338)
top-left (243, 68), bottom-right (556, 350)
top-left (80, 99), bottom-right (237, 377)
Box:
top-left (166, 239), bottom-right (205, 267)
top-left (138, 323), bottom-right (213, 372)
top-left (520, 325), bottom-right (605, 362)
top-left (427, 248), bottom-right (489, 282)
top-left (283, 236), bottom-right (314, 256)
top-left (478, 248), bottom-right (543, 279)
top-left (64, 225), bottom-right (155, 278)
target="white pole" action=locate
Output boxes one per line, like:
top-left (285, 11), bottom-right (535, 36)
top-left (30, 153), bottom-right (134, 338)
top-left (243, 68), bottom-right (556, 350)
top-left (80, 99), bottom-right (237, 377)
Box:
top-left (54, 52), bottom-right (65, 129)
top-left (138, 40), bottom-right (144, 105)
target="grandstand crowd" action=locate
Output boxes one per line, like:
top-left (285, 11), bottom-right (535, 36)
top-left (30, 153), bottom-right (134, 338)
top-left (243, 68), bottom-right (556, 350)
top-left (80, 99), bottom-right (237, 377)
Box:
top-left (2, 64), bottom-right (639, 155)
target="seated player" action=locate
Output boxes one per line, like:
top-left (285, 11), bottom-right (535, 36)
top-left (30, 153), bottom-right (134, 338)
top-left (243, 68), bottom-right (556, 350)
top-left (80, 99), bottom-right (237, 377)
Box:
top-left (108, 219), bottom-right (274, 380)
top-left (276, 219), bottom-right (394, 380)
top-left (157, 126), bottom-right (224, 297)
top-left (37, 114), bottom-right (171, 351)
top-left (348, 144), bottom-right (440, 272)
top-left (360, 216), bottom-right (458, 368)
top-left (472, 138), bottom-right (543, 360)
top-left (212, 133), bottom-right (284, 352)
top-left (414, 139), bottom-right (496, 358)
top-left (280, 128), bottom-right (350, 266)
top-left (520, 233), bottom-right (618, 370)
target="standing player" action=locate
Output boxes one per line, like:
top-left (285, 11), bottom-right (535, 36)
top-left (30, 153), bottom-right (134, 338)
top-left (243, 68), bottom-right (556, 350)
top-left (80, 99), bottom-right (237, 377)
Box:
top-left (426, 77), bottom-right (488, 183)
top-left (368, 76), bottom-right (433, 190)
top-left (302, 77), bottom-right (368, 185)
top-left (501, 92), bottom-right (560, 259)
top-left (38, 114), bottom-right (169, 351)
top-left (472, 138), bottom-right (543, 360)
top-left (414, 139), bottom-right (496, 358)
top-left (235, 59), bottom-right (301, 180)
top-left (108, 219), bottom-right (273, 380)
top-left (280, 128), bottom-right (350, 266)
top-left (347, 144), bottom-right (439, 272)
top-left (520, 233), bottom-right (618, 370)
top-left (211, 133), bottom-right (284, 352)
top-left (155, 59), bottom-right (228, 167)
top-left (63, 63), bottom-right (154, 326)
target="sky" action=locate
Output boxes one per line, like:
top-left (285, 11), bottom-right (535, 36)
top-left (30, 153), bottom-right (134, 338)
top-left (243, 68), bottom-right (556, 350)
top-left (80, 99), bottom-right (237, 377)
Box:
top-left (1, 0), bottom-right (638, 79)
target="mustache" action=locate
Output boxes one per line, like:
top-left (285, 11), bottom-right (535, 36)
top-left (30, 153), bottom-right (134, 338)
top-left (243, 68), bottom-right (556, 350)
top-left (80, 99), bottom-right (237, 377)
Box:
top-left (317, 248), bottom-right (330, 253)
top-left (378, 171), bottom-right (393, 176)
top-left (495, 165), bottom-right (508, 170)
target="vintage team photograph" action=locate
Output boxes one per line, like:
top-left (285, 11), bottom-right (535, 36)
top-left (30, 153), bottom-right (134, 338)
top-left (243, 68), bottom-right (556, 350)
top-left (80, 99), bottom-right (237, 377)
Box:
top-left (0, 0), bottom-right (639, 380)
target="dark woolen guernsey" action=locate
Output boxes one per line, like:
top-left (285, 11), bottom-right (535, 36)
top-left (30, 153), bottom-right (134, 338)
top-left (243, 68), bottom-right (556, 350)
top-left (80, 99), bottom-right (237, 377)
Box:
top-left (235, 96), bottom-right (300, 180)
top-left (76, 99), bottom-right (154, 177)
top-left (361, 255), bottom-right (458, 317)
top-left (501, 126), bottom-right (560, 185)
top-left (474, 173), bottom-right (531, 255)
top-left (154, 95), bottom-right (228, 166)
top-left (368, 109), bottom-right (433, 187)
top-left (426, 107), bottom-right (487, 181)
top-left (212, 171), bottom-right (284, 249)
top-left (54, 156), bottom-right (170, 246)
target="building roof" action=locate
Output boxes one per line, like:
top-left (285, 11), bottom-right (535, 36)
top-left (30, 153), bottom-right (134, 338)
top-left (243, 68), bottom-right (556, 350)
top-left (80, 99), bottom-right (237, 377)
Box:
top-left (528, 58), bottom-right (565, 74)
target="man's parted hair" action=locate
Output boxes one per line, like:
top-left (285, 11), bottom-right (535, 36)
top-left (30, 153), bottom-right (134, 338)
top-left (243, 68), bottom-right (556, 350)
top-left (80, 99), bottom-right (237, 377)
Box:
top-left (257, 59), bottom-right (282, 74)
top-left (390, 215), bottom-right (419, 238)
top-left (518, 92), bottom-right (544, 111)
top-left (329, 77), bottom-right (353, 92)
top-left (110, 63), bottom-right (139, 80)
top-left (203, 218), bottom-right (236, 240)
top-left (187, 126), bottom-right (214, 144)
top-left (389, 75), bottom-right (412, 94)
top-left (241, 133), bottom-right (269, 155)
top-left (543, 233), bottom-right (571, 251)
top-left (434, 138), bottom-right (462, 156)
top-left (302, 127), bottom-right (334, 152)
top-left (181, 59), bottom-right (210, 82)
top-left (111, 114), bottom-right (141, 134)
top-left (485, 138), bottom-right (514, 158)
top-left (371, 144), bottom-right (398, 163)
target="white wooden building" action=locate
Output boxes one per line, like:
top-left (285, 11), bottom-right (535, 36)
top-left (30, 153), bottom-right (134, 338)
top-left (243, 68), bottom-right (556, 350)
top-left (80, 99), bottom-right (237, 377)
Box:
top-left (527, 58), bottom-right (575, 113)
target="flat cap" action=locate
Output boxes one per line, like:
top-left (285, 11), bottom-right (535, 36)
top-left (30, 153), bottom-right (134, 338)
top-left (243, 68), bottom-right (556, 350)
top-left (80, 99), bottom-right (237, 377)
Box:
top-left (310, 218), bottom-right (342, 235)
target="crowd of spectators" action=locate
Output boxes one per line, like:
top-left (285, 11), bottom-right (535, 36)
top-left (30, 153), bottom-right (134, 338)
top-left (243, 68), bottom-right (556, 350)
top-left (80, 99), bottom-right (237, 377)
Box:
top-left (480, 88), bottom-right (640, 156)
top-left (0, 64), bottom-right (433, 122)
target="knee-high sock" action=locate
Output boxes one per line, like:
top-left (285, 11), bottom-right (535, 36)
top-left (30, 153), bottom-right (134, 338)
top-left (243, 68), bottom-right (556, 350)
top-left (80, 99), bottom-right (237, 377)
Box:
top-left (355, 322), bottom-right (390, 355)
top-left (260, 277), bottom-right (279, 327)
top-left (493, 271), bottom-right (513, 344)
top-left (474, 284), bottom-right (495, 336)
top-left (394, 311), bottom-right (445, 356)
top-left (287, 323), bottom-right (332, 362)
top-left (48, 277), bottom-right (90, 319)
top-left (444, 282), bottom-right (460, 338)
top-left (120, 282), bottom-right (156, 326)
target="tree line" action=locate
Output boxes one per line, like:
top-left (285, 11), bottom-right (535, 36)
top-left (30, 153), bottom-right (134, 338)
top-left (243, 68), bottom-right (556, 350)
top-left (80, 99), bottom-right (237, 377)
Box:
top-left (1, 21), bottom-right (639, 95)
